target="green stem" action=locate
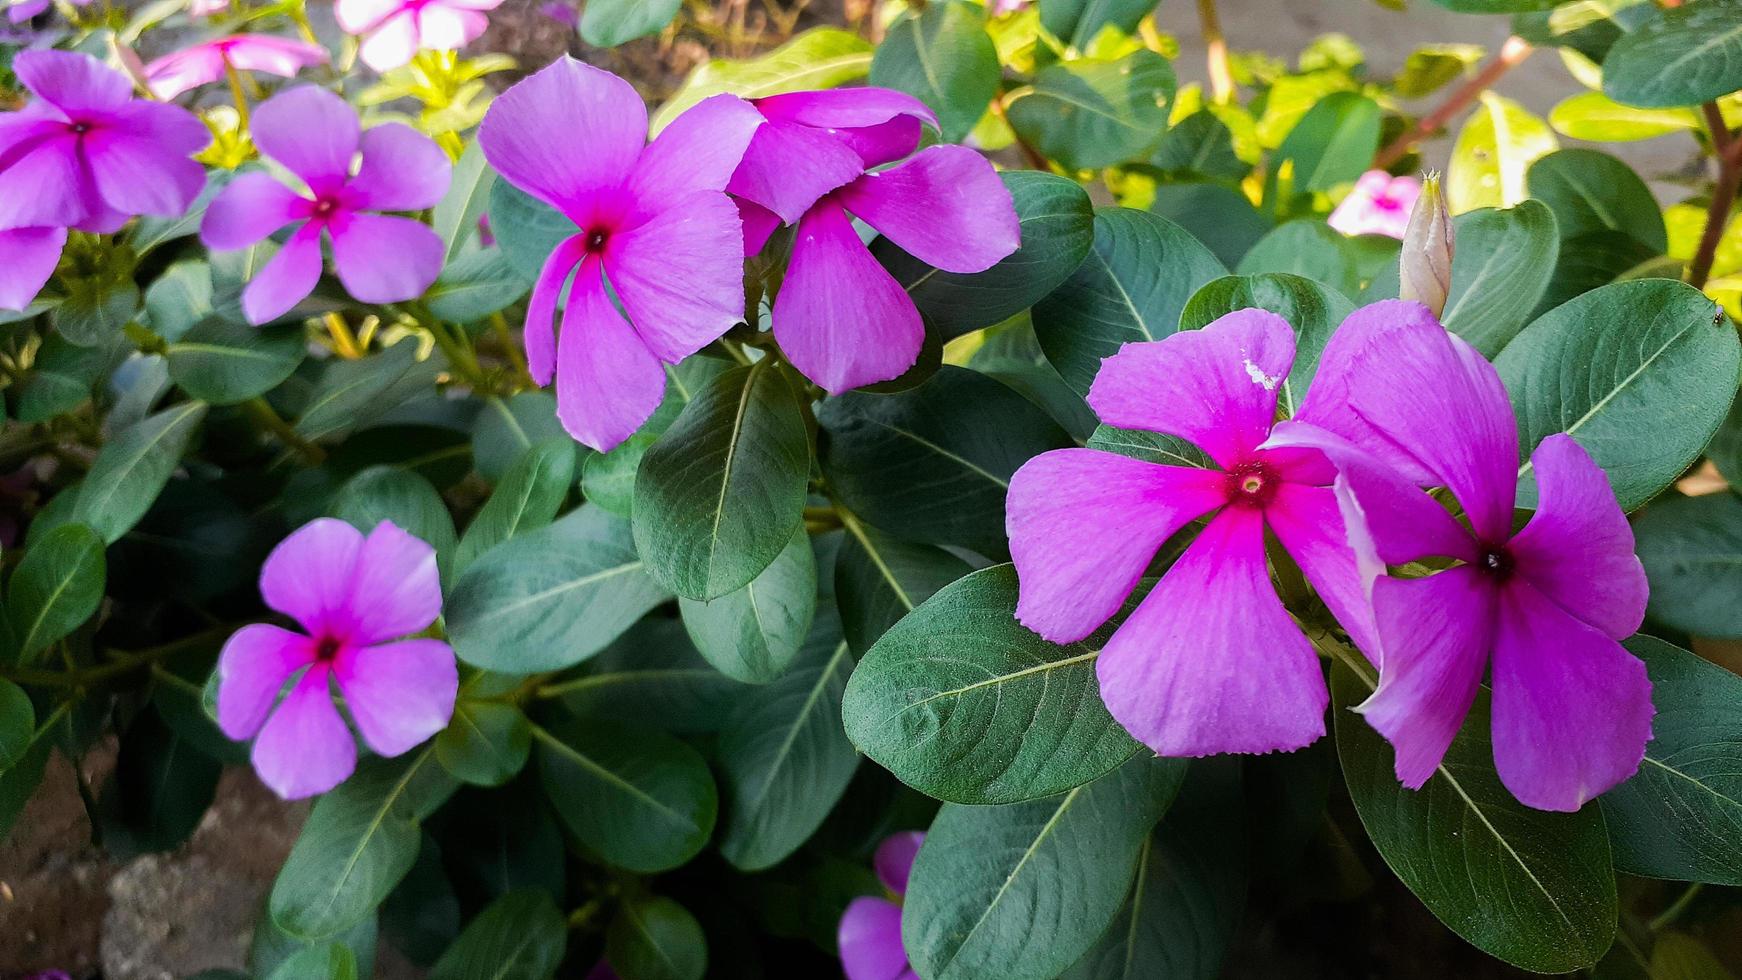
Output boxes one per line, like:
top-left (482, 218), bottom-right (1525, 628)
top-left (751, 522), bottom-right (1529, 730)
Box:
top-left (243, 397), bottom-right (326, 465)
top-left (1, 626), bottom-right (234, 690)
top-left (223, 60), bottom-right (251, 129)
top-left (1649, 883), bottom-right (1704, 932)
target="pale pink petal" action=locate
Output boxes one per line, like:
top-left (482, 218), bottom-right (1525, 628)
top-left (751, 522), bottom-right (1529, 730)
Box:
top-left (836, 146), bottom-right (1019, 273)
top-left (0, 138), bottom-right (90, 229)
top-left (328, 212), bottom-right (444, 304)
top-left (251, 86), bottom-right (361, 195)
top-left (477, 56), bottom-right (647, 218)
top-left (260, 517), bottom-right (364, 635)
top-left (874, 831), bottom-right (925, 895)
top-left (1088, 309), bottom-right (1295, 471)
top-left (1508, 434), bottom-right (1646, 640)
top-left (607, 191), bottom-right (744, 362)
top-left (1491, 580), bottom-right (1653, 812)
top-left (201, 172), bottom-right (308, 250)
top-left (142, 45), bottom-right (226, 99)
top-left (216, 624), bottom-right (317, 740)
top-left (333, 638), bottom-right (457, 756)
top-left (223, 34), bottom-right (329, 84)
top-left (0, 226), bottom-right (65, 311)
top-left (241, 221), bottom-right (324, 325)
top-left (727, 120), bottom-right (866, 224)
top-left (757, 87), bottom-right (937, 132)
top-left (838, 897), bottom-right (908, 980)
top-left (357, 11), bottom-right (420, 72)
top-left (1009, 448), bottom-right (1226, 643)
top-left (334, 0), bottom-right (403, 34)
top-left (556, 259), bottom-right (668, 452)
top-left (523, 234), bottom-right (588, 386)
top-left (415, 3), bottom-right (488, 50)
top-left (1097, 506), bottom-right (1327, 757)
top-left (629, 93), bottom-right (761, 206)
top-left (1265, 482), bottom-right (1380, 659)
top-left (738, 198), bottom-right (780, 256)
top-left (85, 130), bottom-right (209, 218)
top-left (772, 202), bottom-right (922, 394)
top-left (1355, 568), bottom-right (1496, 789)
top-left (346, 123), bottom-right (451, 212)
top-left (14, 50), bottom-right (131, 117)
top-left (1327, 171), bottom-right (1419, 239)
top-left (251, 666), bottom-right (357, 800)
top-left (343, 520), bottom-right (443, 645)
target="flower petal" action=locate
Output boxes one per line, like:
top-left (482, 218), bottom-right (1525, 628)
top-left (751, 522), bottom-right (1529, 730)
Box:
top-left (608, 190), bottom-right (744, 362)
top-left (334, 0), bottom-right (402, 34)
top-left (329, 212), bottom-right (444, 304)
top-left (344, 519), bottom-right (443, 644)
top-left (414, 3), bottom-right (488, 50)
top-left (1088, 309), bottom-right (1295, 471)
top-left (0, 138), bottom-right (89, 229)
top-left (1265, 483), bottom-right (1380, 659)
top-left (757, 87), bottom-right (938, 132)
top-left (241, 221), bottom-right (324, 325)
top-left (1009, 448), bottom-right (1226, 644)
top-left (838, 896), bottom-right (909, 980)
top-left (356, 11), bottom-right (420, 72)
top-left (0, 226), bottom-right (65, 312)
top-left (347, 122), bottom-right (451, 212)
top-left (334, 638), bottom-right (457, 756)
top-left (260, 517), bottom-right (364, 635)
top-left (1508, 434), bottom-right (1646, 640)
top-left (1097, 506), bottom-right (1327, 756)
top-left (1355, 568), bottom-right (1496, 789)
top-left (201, 171), bottom-right (307, 250)
top-left (772, 202), bottom-right (922, 394)
top-left (14, 50), bottom-right (131, 117)
top-left (630, 93), bottom-right (762, 205)
top-left (216, 623), bottom-right (317, 740)
top-left (556, 259), bottom-right (668, 452)
top-left (221, 34), bottom-right (330, 79)
top-left (1295, 299), bottom-right (1443, 485)
top-left (86, 129), bottom-right (209, 219)
top-left (524, 234), bottom-right (588, 386)
top-left (251, 666), bottom-right (357, 800)
top-left (727, 119), bottom-right (866, 224)
top-left (835, 115), bottom-right (925, 168)
top-left (1491, 580), bottom-right (1653, 812)
top-left (252, 86), bottom-right (362, 195)
top-left (478, 56), bottom-right (646, 218)
top-left (836, 145), bottom-right (1019, 273)
top-left (874, 831), bottom-right (925, 895)
top-left (738, 198), bottom-right (780, 256)
top-left (142, 46), bottom-right (226, 99)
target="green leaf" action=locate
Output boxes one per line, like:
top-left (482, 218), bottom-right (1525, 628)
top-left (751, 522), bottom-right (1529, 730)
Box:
top-left (1148, 183), bottom-right (1273, 270)
top-left (488, 181), bottom-right (576, 283)
top-left (580, 0), bottom-right (680, 45)
top-left (435, 699), bottom-right (532, 787)
top-left (295, 340), bottom-right (436, 442)
top-left (843, 565), bottom-right (1139, 805)
top-left (869, 0), bottom-right (999, 142)
top-left (434, 141), bottom-right (496, 263)
top-left (424, 250), bottom-right (529, 324)
top-left (1269, 92), bottom-right (1382, 199)
top-left (1392, 43), bottom-right (1485, 98)
top-left (130, 170), bottom-right (234, 257)
top-left (903, 755), bottom-right (1187, 980)
top-left (330, 466), bottom-right (458, 579)
top-left (429, 890), bottom-right (566, 980)
top-left (53, 278), bottom-right (139, 347)
top-left (606, 896), bottom-right (707, 980)
top-left (264, 944), bottom-right (357, 980)
top-left (252, 915), bottom-right (377, 979)
top-left (142, 260), bottom-right (214, 341)
top-left (455, 439), bottom-right (575, 576)
top-left (165, 317), bottom-right (305, 404)
top-left (717, 620), bottom-right (858, 870)
top-left (449, 506), bottom-right (671, 674)
top-left (873, 172), bottom-right (1096, 339)
top-left (817, 367), bottom-right (1070, 557)
top-left (99, 704), bottom-right (221, 859)
top-left (1151, 109), bottom-right (1249, 179)
top-left (1331, 659), bottom-right (1616, 973)
top-left (548, 618), bottom-right (747, 735)
top-left (0, 718), bottom-right (52, 840)
top-left (834, 518), bottom-right (973, 656)
top-left (653, 27), bottom-right (872, 132)
top-left (1512, 0), bottom-right (1655, 63)
top-left (472, 392), bottom-right (571, 482)
top-left (1033, 208), bottom-right (1227, 394)
top-left (1527, 148), bottom-right (1667, 252)
top-left (1007, 50), bottom-right (1176, 171)
top-left (678, 527), bottom-right (815, 684)
top-left (1426, 0), bottom-right (1558, 11)
top-left (534, 718), bottom-right (718, 872)
top-left (13, 333), bottom-right (121, 423)
top-left (1602, 0), bottom-right (1742, 108)
top-left (1179, 272), bottom-right (1354, 414)
top-left (1549, 90), bottom-right (1699, 142)
top-left (0, 679), bottom-right (34, 770)
top-left (1600, 635), bottom-right (1742, 885)
top-left (1496, 279), bottom-right (1741, 510)
top-left (72, 401), bottom-right (207, 544)
top-left (1448, 93), bottom-right (1558, 213)
top-left (8, 523), bottom-right (105, 661)
top-left (1039, 0), bottom-right (1161, 49)
top-left (1635, 492), bottom-right (1742, 637)
top-left (633, 363), bottom-right (809, 601)
top-left (584, 358), bottom-right (731, 516)
top-left (1234, 221), bottom-right (1365, 299)
top-left (270, 750), bottom-right (457, 940)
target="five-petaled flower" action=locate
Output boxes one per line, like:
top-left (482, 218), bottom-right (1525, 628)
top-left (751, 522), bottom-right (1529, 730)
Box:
top-left (1328, 170), bottom-right (1421, 240)
top-left (217, 518), bottom-right (459, 800)
top-left (1268, 300), bottom-right (1654, 812)
top-left (478, 56), bottom-right (763, 452)
top-left (143, 34), bottom-right (330, 100)
top-left (838, 831), bottom-right (924, 980)
top-left (335, 0), bottom-right (506, 72)
top-left (0, 50), bottom-right (208, 310)
top-left (200, 85), bottom-right (452, 325)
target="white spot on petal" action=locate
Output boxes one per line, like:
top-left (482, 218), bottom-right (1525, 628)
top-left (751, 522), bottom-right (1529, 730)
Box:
top-left (1243, 358), bottom-right (1280, 391)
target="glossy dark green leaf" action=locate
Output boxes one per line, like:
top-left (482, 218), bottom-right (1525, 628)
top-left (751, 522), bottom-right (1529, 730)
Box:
top-left (251, 914), bottom-right (378, 980)
top-left (0, 719), bottom-right (52, 840)
top-left (331, 466), bottom-right (458, 578)
top-left (471, 392), bottom-right (571, 482)
top-left (1151, 110), bottom-right (1248, 179)
top-left (1601, 635), bottom-right (1742, 885)
top-left (0, 680), bottom-right (34, 770)
top-left (165, 317), bottom-right (304, 404)
top-left (1039, 0), bottom-right (1160, 48)
top-left (1512, 1), bottom-right (1654, 64)
top-left (1602, 0), bottom-right (1742, 108)
top-left (99, 705), bottom-right (221, 859)
top-left (1234, 221), bottom-right (1363, 297)
top-left (1148, 183), bottom-right (1272, 270)
top-left (264, 944), bottom-right (357, 980)
top-left (428, 890), bottom-right (566, 980)
top-left (1635, 492), bottom-right (1742, 637)
top-left (1527, 148), bottom-right (1666, 252)
top-left (142, 260), bottom-right (213, 341)
top-left (1496, 279), bottom-right (1741, 510)
top-left (869, 0), bottom-right (998, 141)
top-left (424, 250), bottom-right (528, 324)
top-left (434, 141), bottom-right (496, 262)
top-left (13, 332), bottom-right (121, 422)
top-left (434, 699), bottom-right (532, 787)
top-left (607, 896), bottom-right (707, 980)
top-left (679, 527), bottom-right (815, 684)
top-left (535, 718), bottom-right (717, 873)
top-left (72, 401), bottom-right (207, 543)
top-left (488, 181), bottom-right (576, 282)
top-left (1179, 273), bottom-right (1354, 414)
top-left (53, 277), bottom-right (139, 347)
top-left (834, 518), bottom-right (973, 656)
top-left (454, 439), bottom-right (575, 576)
top-left (548, 618), bottom-right (747, 735)
top-left (8, 522), bottom-right (105, 662)
top-left (1033, 208), bottom-right (1227, 394)
top-left (585, 359), bottom-right (730, 516)
top-left (843, 565), bottom-right (1139, 805)
top-left (449, 506), bottom-right (671, 673)
top-left (296, 340), bottom-right (443, 443)
top-left (581, 0), bottom-right (681, 46)
top-left (1269, 92), bottom-right (1382, 198)
top-left (903, 755), bottom-right (1187, 980)
top-left (1332, 659), bottom-right (1616, 973)
top-left (1008, 50), bottom-right (1176, 171)
top-left (633, 363), bottom-right (809, 601)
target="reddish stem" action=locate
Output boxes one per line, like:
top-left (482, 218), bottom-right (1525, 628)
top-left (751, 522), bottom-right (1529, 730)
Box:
top-left (1373, 36), bottom-right (1534, 171)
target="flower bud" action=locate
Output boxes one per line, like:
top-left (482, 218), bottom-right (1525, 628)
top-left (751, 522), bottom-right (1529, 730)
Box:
top-left (1399, 173), bottom-right (1454, 318)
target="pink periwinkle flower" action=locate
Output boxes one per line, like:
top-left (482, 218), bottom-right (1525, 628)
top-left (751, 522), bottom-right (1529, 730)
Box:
top-left (189, 0), bottom-right (228, 15)
top-left (1268, 301), bottom-right (1653, 812)
top-left (199, 85), bottom-right (451, 325)
top-left (217, 518), bottom-right (459, 800)
top-left (143, 34), bottom-right (329, 99)
top-left (0, 50), bottom-right (208, 310)
top-left (729, 89), bottom-right (1021, 393)
top-left (839, 832), bottom-right (924, 980)
top-left (1327, 170), bottom-right (1421, 239)
top-left (1007, 309), bottom-right (1382, 757)
top-left (335, 0), bottom-right (505, 72)
top-left (477, 57), bottom-right (762, 451)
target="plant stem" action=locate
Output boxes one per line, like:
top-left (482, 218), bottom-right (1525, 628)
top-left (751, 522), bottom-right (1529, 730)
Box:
top-left (489, 312), bottom-right (530, 382)
top-left (1649, 883), bottom-right (1705, 932)
top-left (1, 626), bottom-right (234, 689)
top-left (223, 60), bottom-right (251, 128)
top-left (323, 312), bottom-right (362, 359)
top-left (1195, 0), bottom-right (1234, 103)
top-left (243, 397), bottom-right (326, 464)
top-left (1373, 35), bottom-right (1534, 170)
top-left (1690, 109), bottom-right (1742, 290)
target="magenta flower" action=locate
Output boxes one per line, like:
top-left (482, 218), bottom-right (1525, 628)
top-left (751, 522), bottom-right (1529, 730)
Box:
top-left (729, 89), bottom-right (1021, 393)
top-left (0, 50), bottom-right (208, 310)
top-left (199, 86), bottom-right (451, 325)
top-left (189, 0), bottom-right (228, 15)
top-left (1327, 170), bottom-right (1421, 239)
top-left (1007, 309), bottom-right (1380, 757)
top-left (335, 0), bottom-right (505, 72)
top-left (143, 34), bottom-right (329, 99)
top-left (839, 832), bottom-right (924, 980)
top-left (1268, 301), bottom-right (1653, 812)
top-left (217, 518), bottom-right (459, 800)
top-left (477, 57), bottom-right (762, 451)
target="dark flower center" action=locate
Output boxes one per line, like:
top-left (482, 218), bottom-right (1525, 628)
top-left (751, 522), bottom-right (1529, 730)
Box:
top-left (1223, 460), bottom-right (1278, 509)
top-left (313, 635), bottom-right (342, 662)
top-left (311, 196), bottom-right (340, 218)
top-left (1476, 545), bottom-right (1514, 580)
top-left (68, 121), bottom-right (90, 135)
top-left (584, 227), bottom-right (609, 253)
